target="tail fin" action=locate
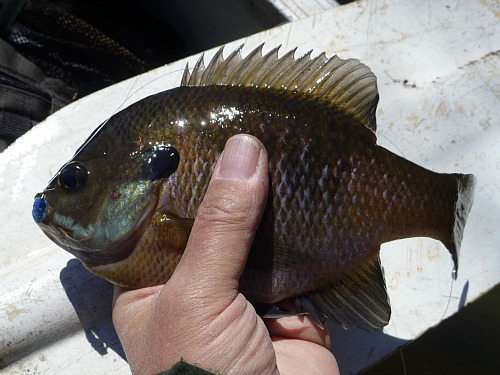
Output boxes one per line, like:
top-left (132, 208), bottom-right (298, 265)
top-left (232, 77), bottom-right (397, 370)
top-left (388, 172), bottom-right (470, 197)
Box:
top-left (447, 173), bottom-right (476, 279)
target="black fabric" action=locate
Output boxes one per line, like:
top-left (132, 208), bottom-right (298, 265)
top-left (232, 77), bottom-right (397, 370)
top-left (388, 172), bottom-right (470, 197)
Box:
top-left (0, 0), bottom-right (25, 35)
top-left (157, 360), bottom-right (215, 375)
top-left (3, 0), bottom-right (184, 96)
top-left (0, 36), bottom-right (73, 146)
top-left (0, 0), bottom-right (184, 148)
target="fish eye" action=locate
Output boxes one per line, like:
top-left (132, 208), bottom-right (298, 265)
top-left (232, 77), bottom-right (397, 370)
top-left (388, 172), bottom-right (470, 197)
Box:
top-left (58, 162), bottom-right (89, 191)
top-left (143, 146), bottom-right (180, 181)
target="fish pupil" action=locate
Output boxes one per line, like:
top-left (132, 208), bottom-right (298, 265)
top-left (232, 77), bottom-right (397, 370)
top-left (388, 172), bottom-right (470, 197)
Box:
top-left (62, 174), bottom-right (78, 189)
top-left (58, 162), bottom-right (88, 191)
top-left (143, 146), bottom-right (180, 181)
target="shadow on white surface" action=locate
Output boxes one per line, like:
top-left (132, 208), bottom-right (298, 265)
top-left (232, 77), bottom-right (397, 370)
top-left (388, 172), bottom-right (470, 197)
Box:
top-left (59, 259), bottom-right (126, 361)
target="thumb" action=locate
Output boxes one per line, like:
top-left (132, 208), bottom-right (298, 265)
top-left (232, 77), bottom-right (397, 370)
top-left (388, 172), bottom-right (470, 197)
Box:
top-left (169, 134), bottom-right (269, 305)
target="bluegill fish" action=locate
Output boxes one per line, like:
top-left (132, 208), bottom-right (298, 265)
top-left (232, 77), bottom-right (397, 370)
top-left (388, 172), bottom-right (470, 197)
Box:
top-left (32, 45), bottom-right (476, 331)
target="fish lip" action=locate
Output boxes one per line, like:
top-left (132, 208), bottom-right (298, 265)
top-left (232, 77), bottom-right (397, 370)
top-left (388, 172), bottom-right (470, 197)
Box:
top-left (32, 193), bottom-right (47, 223)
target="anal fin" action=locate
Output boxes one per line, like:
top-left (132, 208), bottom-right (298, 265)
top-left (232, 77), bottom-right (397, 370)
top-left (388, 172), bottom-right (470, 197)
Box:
top-left (296, 256), bottom-right (390, 331)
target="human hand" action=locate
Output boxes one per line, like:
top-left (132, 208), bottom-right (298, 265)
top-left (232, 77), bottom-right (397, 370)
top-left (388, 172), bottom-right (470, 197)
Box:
top-left (112, 134), bottom-right (339, 375)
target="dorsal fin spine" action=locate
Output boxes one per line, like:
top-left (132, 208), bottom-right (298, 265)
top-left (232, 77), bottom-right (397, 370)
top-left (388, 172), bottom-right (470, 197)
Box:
top-left (214, 44), bottom-right (245, 85)
top-left (200, 48), bottom-right (224, 85)
top-left (243, 45), bottom-right (281, 87)
top-left (262, 47), bottom-right (297, 89)
top-left (188, 54), bottom-right (206, 85)
top-left (274, 50), bottom-right (316, 90)
top-left (180, 63), bottom-right (190, 86)
top-left (237, 44), bottom-right (271, 86)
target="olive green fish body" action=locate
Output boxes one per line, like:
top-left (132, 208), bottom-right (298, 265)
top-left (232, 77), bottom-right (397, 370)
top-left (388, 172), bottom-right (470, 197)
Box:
top-left (33, 45), bottom-right (476, 331)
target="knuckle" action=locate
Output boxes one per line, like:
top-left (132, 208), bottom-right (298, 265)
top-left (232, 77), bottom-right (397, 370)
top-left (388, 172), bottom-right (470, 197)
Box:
top-left (196, 185), bottom-right (252, 228)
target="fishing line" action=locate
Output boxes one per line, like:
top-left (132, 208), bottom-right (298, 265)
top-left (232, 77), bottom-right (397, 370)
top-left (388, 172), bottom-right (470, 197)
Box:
top-left (105, 67), bottom-right (187, 124)
top-left (389, 318), bottom-right (408, 375)
top-left (378, 131), bottom-right (406, 158)
top-left (397, 262), bottom-right (455, 375)
top-left (439, 260), bottom-right (456, 322)
top-left (399, 347), bottom-right (408, 375)
top-left (75, 66), bottom-right (188, 155)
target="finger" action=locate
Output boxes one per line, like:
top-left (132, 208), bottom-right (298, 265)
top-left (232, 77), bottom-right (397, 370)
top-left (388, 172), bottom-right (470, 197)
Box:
top-left (169, 134), bottom-right (269, 303)
top-left (266, 314), bottom-right (331, 349)
top-left (112, 285), bottom-right (124, 308)
top-left (263, 299), bottom-right (331, 349)
top-left (273, 338), bottom-right (339, 375)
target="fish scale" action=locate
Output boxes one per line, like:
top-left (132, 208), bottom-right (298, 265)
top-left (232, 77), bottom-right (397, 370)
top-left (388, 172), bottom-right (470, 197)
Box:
top-left (32, 45), bottom-right (475, 331)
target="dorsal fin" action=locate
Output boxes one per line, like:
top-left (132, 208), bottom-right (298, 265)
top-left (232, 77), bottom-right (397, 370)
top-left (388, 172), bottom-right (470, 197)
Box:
top-left (181, 44), bottom-right (379, 132)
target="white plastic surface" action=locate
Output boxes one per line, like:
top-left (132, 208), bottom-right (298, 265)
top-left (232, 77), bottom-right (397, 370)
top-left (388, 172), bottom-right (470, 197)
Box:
top-left (1, 1), bottom-right (499, 374)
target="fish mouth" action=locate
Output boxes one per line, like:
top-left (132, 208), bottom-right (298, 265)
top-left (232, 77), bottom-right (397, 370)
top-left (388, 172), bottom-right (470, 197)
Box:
top-left (33, 193), bottom-right (99, 247)
top-left (33, 191), bottom-right (158, 266)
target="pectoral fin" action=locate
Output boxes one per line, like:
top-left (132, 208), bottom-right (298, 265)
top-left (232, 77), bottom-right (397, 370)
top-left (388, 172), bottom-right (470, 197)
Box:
top-left (296, 255), bottom-right (390, 331)
top-left (151, 211), bottom-right (193, 253)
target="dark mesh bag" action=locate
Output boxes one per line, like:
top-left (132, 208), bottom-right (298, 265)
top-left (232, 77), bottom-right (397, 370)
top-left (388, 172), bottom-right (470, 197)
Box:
top-left (0, 37), bottom-right (74, 150)
top-left (0, 0), bottom-right (183, 150)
